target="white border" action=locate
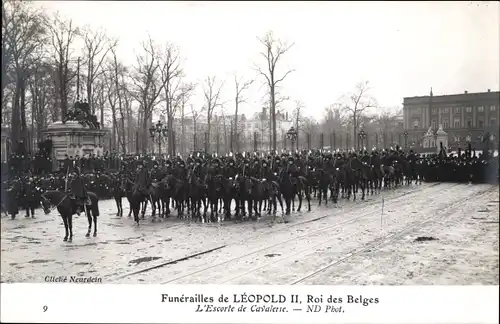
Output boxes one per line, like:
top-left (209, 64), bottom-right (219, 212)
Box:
top-left (1, 284), bottom-right (499, 323)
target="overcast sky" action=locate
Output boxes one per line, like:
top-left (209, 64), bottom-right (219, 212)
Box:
top-left (37, 1), bottom-right (499, 120)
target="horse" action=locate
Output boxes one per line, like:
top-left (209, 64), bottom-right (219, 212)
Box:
top-left (187, 170), bottom-right (208, 222)
top-left (40, 190), bottom-right (100, 242)
top-left (349, 158), bottom-right (370, 200)
top-left (234, 174), bottom-right (253, 220)
top-left (112, 175), bottom-right (127, 217)
top-left (206, 174), bottom-right (224, 222)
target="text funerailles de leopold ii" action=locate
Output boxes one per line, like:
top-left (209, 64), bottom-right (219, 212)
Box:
top-left (160, 293), bottom-right (380, 306)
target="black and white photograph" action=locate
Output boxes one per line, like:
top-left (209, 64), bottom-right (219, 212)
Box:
top-left (1, 1), bottom-right (498, 288)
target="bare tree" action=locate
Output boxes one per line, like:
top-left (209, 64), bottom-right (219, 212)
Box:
top-left (374, 109), bottom-right (400, 148)
top-left (189, 103), bottom-right (205, 151)
top-left (81, 26), bottom-right (114, 113)
top-left (177, 82), bottom-right (196, 155)
top-left (292, 99), bottom-right (305, 147)
top-left (130, 36), bottom-right (164, 153)
top-left (342, 81), bottom-right (377, 150)
top-left (1, 0), bottom-right (13, 119)
top-left (5, 0), bottom-right (47, 146)
top-left (45, 13), bottom-right (79, 121)
top-left (203, 75), bottom-right (224, 152)
top-left (255, 30), bottom-right (294, 151)
top-left (158, 43), bottom-right (183, 156)
top-left (233, 74), bottom-right (253, 152)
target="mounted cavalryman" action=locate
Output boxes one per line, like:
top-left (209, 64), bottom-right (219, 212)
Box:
top-left (69, 167), bottom-right (88, 216)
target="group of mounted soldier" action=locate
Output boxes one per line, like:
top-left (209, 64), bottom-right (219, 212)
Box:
top-left (2, 144), bottom-right (498, 225)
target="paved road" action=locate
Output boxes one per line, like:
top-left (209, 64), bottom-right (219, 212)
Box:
top-left (1, 183), bottom-right (498, 284)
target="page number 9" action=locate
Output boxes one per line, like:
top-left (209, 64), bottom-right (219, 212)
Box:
top-left (43, 305), bottom-right (48, 312)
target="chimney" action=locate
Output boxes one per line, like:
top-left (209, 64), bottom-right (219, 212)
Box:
top-left (262, 107), bottom-right (267, 119)
top-left (487, 89), bottom-right (491, 92)
top-left (285, 112), bottom-right (289, 120)
top-left (464, 90), bottom-right (468, 94)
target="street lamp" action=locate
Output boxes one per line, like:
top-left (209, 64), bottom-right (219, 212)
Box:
top-left (286, 126), bottom-right (298, 151)
top-left (149, 120), bottom-right (168, 155)
top-left (403, 131), bottom-right (409, 149)
top-left (358, 129), bottom-right (367, 150)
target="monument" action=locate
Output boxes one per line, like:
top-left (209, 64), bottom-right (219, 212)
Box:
top-left (422, 127), bottom-right (436, 149)
top-left (43, 100), bottom-right (108, 169)
top-left (435, 124), bottom-right (448, 153)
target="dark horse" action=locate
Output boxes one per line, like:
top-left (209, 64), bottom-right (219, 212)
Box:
top-left (40, 190), bottom-right (100, 242)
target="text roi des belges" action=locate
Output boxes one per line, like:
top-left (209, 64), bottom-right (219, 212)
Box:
top-left (160, 294), bottom-right (380, 306)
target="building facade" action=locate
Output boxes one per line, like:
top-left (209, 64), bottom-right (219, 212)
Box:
top-left (403, 89), bottom-right (499, 150)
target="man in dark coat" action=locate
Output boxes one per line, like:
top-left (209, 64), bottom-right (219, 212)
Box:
top-left (135, 163), bottom-right (151, 196)
top-left (70, 168), bottom-right (88, 215)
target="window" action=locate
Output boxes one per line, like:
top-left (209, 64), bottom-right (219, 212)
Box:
top-left (454, 107), bottom-right (461, 113)
top-left (491, 119), bottom-right (497, 127)
top-left (414, 107), bottom-right (421, 114)
top-left (443, 119), bottom-right (449, 129)
top-left (431, 119), bottom-right (437, 129)
top-left (453, 118), bottom-right (460, 128)
top-left (413, 119), bottom-right (419, 128)
top-left (477, 106), bottom-right (484, 112)
top-left (478, 119), bottom-right (484, 128)
top-left (466, 106), bottom-right (472, 113)
top-left (432, 108), bottom-right (437, 114)
top-left (467, 118), bottom-right (473, 128)
top-left (490, 105), bottom-right (497, 111)
top-left (442, 107), bottom-right (449, 113)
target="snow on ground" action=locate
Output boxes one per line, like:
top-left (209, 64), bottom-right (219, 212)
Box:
top-left (1, 183), bottom-right (498, 284)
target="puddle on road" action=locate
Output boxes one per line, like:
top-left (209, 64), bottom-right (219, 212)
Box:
top-left (28, 259), bottom-right (55, 264)
top-left (264, 253), bottom-right (281, 258)
top-left (129, 256), bottom-right (162, 265)
top-left (414, 236), bottom-right (439, 242)
top-left (74, 262), bottom-right (92, 266)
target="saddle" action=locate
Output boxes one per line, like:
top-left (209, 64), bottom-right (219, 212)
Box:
top-left (69, 193), bottom-right (92, 206)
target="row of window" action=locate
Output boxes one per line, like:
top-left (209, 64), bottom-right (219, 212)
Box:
top-left (426, 118), bottom-right (496, 129)
top-left (412, 106), bottom-right (497, 114)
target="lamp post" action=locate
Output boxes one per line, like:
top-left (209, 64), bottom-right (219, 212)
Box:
top-left (358, 129), bottom-right (367, 150)
top-left (403, 131), bottom-right (408, 149)
top-left (286, 126), bottom-right (298, 151)
top-left (149, 120), bottom-right (168, 156)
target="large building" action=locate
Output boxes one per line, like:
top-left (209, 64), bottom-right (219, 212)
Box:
top-left (403, 89), bottom-right (499, 149)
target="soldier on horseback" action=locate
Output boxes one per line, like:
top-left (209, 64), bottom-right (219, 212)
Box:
top-left (70, 168), bottom-right (88, 216)
top-left (134, 162), bottom-right (151, 197)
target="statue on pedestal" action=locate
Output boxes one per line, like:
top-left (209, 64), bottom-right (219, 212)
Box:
top-left (63, 99), bottom-right (100, 129)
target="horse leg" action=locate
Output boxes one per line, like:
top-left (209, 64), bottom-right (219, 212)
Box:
top-left (86, 210), bottom-right (92, 237)
top-left (93, 215), bottom-right (98, 237)
top-left (297, 192), bottom-right (303, 212)
top-left (141, 200), bottom-right (147, 219)
top-left (115, 197), bottom-right (120, 216)
top-left (285, 197), bottom-right (291, 215)
top-left (133, 204), bottom-right (140, 225)
top-left (62, 216), bottom-right (69, 242)
top-left (68, 214), bottom-right (73, 242)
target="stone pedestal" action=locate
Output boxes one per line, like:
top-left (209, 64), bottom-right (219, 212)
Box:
top-left (43, 121), bottom-right (108, 170)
